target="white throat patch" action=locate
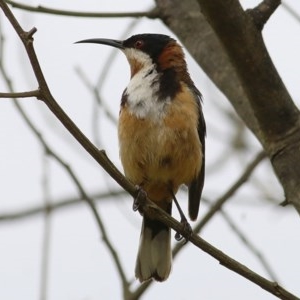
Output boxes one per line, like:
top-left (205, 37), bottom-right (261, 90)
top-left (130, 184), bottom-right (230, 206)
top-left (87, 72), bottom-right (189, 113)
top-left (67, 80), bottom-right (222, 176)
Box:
top-left (123, 48), bottom-right (170, 121)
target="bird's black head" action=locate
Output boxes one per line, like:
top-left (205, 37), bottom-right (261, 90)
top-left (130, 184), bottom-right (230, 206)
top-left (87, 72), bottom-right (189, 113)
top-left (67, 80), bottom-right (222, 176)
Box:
top-left (76, 33), bottom-right (187, 80)
top-left (75, 34), bottom-right (180, 67)
top-left (122, 34), bottom-right (175, 62)
top-left (76, 33), bottom-right (195, 101)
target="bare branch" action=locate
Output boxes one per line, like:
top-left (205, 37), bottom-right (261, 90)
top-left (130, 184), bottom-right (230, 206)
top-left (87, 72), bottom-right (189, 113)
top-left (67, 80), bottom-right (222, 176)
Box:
top-left (282, 2), bottom-right (300, 23)
top-left (5, 0), bottom-right (159, 19)
top-left (195, 0), bottom-right (300, 214)
top-left (220, 210), bottom-right (279, 282)
top-left (247, 0), bottom-right (281, 30)
top-left (194, 151), bottom-right (266, 231)
top-left (75, 67), bottom-right (118, 125)
top-left (39, 154), bottom-right (51, 300)
top-left (196, 0), bottom-right (296, 143)
top-left (0, 89), bottom-right (40, 98)
top-left (0, 190), bottom-right (125, 222)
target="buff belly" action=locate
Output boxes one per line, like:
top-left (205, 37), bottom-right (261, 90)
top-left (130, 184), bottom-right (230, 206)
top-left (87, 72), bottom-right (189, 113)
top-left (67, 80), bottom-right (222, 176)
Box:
top-left (118, 89), bottom-right (202, 206)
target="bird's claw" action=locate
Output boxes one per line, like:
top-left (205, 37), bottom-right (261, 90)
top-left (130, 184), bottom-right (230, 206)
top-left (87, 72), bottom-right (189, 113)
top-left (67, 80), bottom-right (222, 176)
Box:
top-left (133, 185), bottom-right (147, 214)
top-left (132, 199), bottom-right (139, 211)
top-left (175, 219), bottom-right (192, 243)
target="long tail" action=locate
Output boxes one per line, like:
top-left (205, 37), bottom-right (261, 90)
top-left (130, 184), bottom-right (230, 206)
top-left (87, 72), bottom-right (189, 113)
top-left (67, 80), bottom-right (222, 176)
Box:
top-left (135, 206), bottom-right (172, 282)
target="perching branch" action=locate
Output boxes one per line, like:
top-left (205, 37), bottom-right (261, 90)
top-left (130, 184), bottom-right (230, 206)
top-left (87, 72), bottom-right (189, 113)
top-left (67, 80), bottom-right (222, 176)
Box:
top-left (135, 191), bottom-right (299, 300)
top-left (132, 151), bottom-right (267, 299)
top-left (171, 151), bottom-right (266, 260)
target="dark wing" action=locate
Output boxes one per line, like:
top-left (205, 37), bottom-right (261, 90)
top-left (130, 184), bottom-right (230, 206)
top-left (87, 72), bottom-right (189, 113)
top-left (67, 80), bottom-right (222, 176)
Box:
top-left (188, 87), bottom-right (206, 221)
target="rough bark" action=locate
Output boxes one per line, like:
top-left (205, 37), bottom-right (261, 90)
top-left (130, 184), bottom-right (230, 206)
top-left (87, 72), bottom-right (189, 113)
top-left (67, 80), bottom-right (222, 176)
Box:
top-left (155, 0), bottom-right (300, 213)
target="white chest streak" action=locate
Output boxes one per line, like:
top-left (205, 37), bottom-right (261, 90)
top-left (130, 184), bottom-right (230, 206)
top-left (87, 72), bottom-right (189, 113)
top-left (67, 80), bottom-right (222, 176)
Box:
top-left (123, 49), bottom-right (170, 121)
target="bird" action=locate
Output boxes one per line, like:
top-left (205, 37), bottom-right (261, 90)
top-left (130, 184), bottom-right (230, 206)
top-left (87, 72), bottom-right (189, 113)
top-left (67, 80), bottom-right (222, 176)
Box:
top-left (76, 34), bottom-right (206, 282)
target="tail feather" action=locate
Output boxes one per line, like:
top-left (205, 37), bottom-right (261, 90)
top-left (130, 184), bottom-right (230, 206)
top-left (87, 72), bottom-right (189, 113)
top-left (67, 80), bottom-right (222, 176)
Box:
top-left (135, 216), bottom-right (172, 282)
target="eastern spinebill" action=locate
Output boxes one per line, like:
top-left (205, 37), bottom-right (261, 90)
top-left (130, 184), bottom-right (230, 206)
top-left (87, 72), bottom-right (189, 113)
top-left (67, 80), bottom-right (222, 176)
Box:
top-left (76, 34), bottom-right (206, 282)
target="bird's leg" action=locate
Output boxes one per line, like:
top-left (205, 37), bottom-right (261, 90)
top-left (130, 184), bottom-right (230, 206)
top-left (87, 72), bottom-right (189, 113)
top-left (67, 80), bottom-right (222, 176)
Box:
top-left (133, 185), bottom-right (147, 214)
top-left (170, 190), bottom-right (192, 242)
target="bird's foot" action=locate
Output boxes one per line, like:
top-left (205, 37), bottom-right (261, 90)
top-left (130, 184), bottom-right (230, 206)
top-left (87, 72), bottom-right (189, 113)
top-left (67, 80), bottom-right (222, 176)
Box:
top-left (175, 217), bottom-right (192, 243)
top-left (133, 185), bottom-right (147, 214)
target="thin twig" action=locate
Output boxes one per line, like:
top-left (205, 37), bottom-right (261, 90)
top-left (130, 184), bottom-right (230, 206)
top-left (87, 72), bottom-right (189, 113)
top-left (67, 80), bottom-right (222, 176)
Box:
top-left (194, 151), bottom-right (266, 232)
top-left (40, 153), bottom-right (51, 300)
top-left (282, 2), bottom-right (300, 24)
top-left (0, 89), bottom-right (40, 98)
top-left (0, 190), bottom-right (125, 222)
top-left (47, 149), bottom-right (130, 292)
top-left (220, 209), bottom-right (279, 282)
top-left (5, 0), bottom-right (159, 19)
top-left (75, 67), bottom-right (118, 125)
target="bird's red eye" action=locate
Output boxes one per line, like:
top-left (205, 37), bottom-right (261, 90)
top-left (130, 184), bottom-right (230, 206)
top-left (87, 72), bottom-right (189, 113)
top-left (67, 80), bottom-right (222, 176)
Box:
top-left (134, 40), bottom-right (144, 49)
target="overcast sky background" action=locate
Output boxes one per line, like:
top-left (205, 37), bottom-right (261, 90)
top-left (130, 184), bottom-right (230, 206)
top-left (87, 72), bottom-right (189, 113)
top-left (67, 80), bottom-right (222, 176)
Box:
top-left (1, 1), bottom-right (300, 299)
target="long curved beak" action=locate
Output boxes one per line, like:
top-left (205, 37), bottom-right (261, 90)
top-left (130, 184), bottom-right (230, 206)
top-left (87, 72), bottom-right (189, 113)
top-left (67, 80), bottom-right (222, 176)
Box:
top-left (75, 38), bottom-right (124, 50)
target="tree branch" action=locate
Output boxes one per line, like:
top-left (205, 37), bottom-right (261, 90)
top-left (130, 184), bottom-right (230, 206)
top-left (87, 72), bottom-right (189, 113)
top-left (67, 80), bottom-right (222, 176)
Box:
top-left (282, 2), bottom-right (300, 23)
top-left (74, 67), bottom-right (118, 125)
top-left (247, 0), bottom-right (281, 30)
top-left (220, 209), bottom-right (279, 282)
top-left (194, 151), bottom-right (266, 231)
top-left (39, 154), bottom-right (51, 300)
top-left (196, 0), bottom-right (296, 144)
top-left (0, 190), bottom-right (125, 222)
top-left (0, 89), bottom-right (40, 98)
top-left (4, 0), bottom-right (159, 19)
top-left (196, 0), bottom-right (300, 213)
